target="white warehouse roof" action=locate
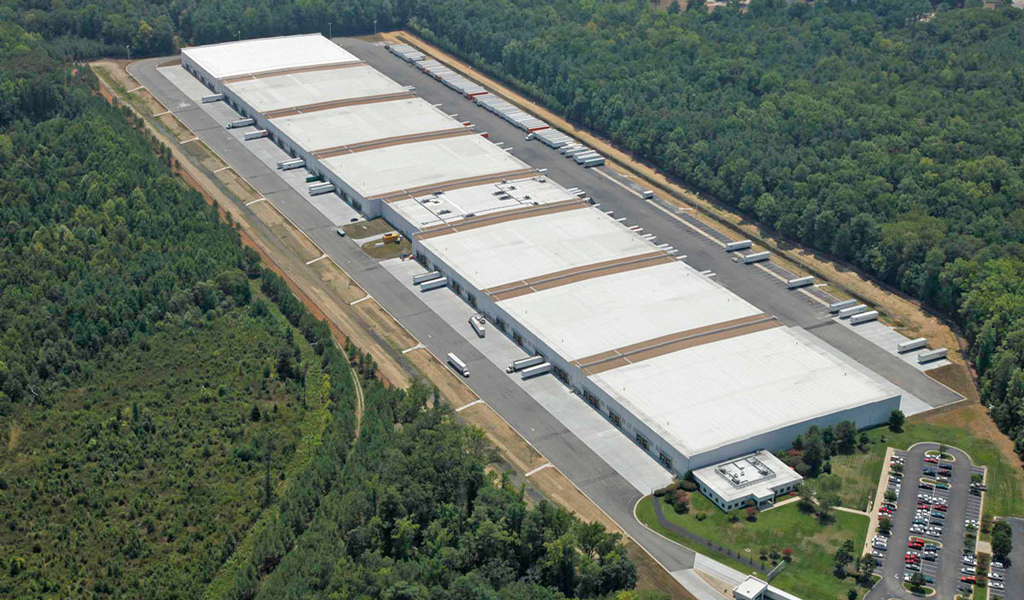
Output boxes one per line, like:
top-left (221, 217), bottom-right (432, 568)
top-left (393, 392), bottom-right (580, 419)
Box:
top-left (418, 206), bottom-right (656, 290)
top-left (498, 260), bottom-right (763, 361)
top-left (272, 98), bottom-right (464, 152)
top-left (322, 134), bottom-right (532, 199)
top-left (589, 326), bottom-right (899, 459)
top-left (226, 65), bottom-right (407, 113)
top-left (389, 177), bottom-right (578, 231)
top-left (182, 34), bottom-right (358, 79)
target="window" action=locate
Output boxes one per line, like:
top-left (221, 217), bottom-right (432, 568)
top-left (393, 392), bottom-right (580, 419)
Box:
top-left (512, 331), bottom-right (524, 346)
top-left (451, 280), bottom-right (462, 295)
top-left (467, 294), bottom-right (477, 308)
top-left (495, 318), bottom-right (507, 333)
top-left (582, 389), bottom-right (600, 409)
top-left (608, 411), bottom-right (622, 428)
top-left (658, 452), bottom-right (672, 469)
top-left (552, 365), bottom-right (568, 383)
top-left (635, 433), bottom-right (650, 451)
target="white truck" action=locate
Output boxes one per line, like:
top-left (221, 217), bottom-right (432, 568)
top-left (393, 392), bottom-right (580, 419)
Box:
top-left (447, 353), bottom-right (469, 377)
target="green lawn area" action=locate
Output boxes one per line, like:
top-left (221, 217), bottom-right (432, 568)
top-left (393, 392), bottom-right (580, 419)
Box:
top-left (829, 420), bottom-right (1024, 519)
top-left (637, 494), bottom-right (871, 600)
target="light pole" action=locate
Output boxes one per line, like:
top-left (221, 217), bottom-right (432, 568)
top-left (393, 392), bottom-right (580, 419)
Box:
top-left (329, 22), bottom-right (332, 39)
top-left (373, 18), bottom-right (377, 36)
top-left (237, 30), bottom-right (241, 41)
top-left (126, 45), bottom-right (131, 61)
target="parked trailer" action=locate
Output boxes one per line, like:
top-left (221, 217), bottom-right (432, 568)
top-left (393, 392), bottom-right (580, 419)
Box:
top-left (521, 362), bottom-right (552, 379)
top-left (787, 276), bottom-right (815, 289)
top-left (228, 118), bottom-right (255, 129)
top-left (918, 348), bottom-right (948, 364)
top-left (829, 299), bottom-right (859, 313)
top-left (850, 310), bottom-right (879, 325)
top-left (201, 93), bottom-right (224, 103)
top-left (642, 190), bottom-right (654, 199)
top-left (725, 240), bottom-right (753, 252)
top-left (243, 129), bottom-right (268, 140)
top-left (420, 277), bottom-right (448, 292)
top-left (742, 251), bottom-right (771, 264)
top-left (582, 157), bottom-right (606, 167)
top-left (469, 314), bottom-right (486, 338)
top-left (277, 158), bottom-right (305, 170)
top-left (838, 304), bottom-right (867, 319)
top-left (507, 355), bottom-right (545, 373)
top-left (897, 337), bottom-right (928, 353)
top-left (447, 353), bottom-right (470, 377)
top-left (574, 151), bottom-right (600, 164)
top-left (308, 182), bottom-right (335, 196)
top-left (413, 271), bottom-right (442, 285)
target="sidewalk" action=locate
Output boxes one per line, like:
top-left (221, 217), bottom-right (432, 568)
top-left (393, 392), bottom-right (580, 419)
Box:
top-left (862, 447), bottom-right (894, 558)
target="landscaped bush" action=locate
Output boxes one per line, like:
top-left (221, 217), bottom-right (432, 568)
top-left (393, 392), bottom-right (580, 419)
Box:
top-left (680, 480), bottom-right (698, 492)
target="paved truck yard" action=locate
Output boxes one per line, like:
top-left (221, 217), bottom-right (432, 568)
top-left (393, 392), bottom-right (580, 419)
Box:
top-left (130, 34), bottom-right (972, 598)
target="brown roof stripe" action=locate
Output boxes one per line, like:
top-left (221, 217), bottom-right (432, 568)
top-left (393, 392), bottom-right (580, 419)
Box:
top-left (313, 128), bottom-right (474, 159)
top-left (415, 198), bottom-right (588, 241)
top-left (374, 167), bottom-right (540, 203)
top-left (487, 252), bottom-right (675, 302)
top-left (221, 60), bottom-right (365, 83)
top-left (576, 314), bottom-right (781, 376)
top-left (264, 90), bottom-right (417, 119)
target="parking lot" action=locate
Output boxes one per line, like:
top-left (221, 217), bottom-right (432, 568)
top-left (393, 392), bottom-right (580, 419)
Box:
top-left (866, 443), bottom-right (987, 599)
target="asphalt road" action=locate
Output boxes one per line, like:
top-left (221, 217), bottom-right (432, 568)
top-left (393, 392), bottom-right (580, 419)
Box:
top-left (341, 38), bottom-right (961, 411)
top-left (867, 443), bottom-right (979, 600)
top-left (127, 54), bottom-right (702, 584)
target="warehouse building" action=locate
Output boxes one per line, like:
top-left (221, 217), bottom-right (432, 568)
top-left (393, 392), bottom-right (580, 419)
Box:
top-left (692, 450), bottom-right (803, 511)
top-left (178, 35), bottom-right (901, 477)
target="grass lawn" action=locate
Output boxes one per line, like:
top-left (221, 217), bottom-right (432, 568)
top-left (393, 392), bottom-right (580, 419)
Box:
top-left (829, 417), bottom-right (1024, 519)
top-left (637, 494), bottom-right (871, 600)
top-left (362, 237), bottom-right (412, 260)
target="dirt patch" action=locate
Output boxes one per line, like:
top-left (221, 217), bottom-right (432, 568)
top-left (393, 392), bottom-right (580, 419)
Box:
top-left (406, 348), bottom-right (478, 408)
top-left (361, 237), bottom-right (412, 260)
top-left (917, 402), bottom-right (1020, 472)
top-left (528, 466), bottom-right (619, 531)
top-left (247, 201), bottom-right (322, 262)
top-left (351, 299), bottom-right (418, 351)
top-left (156, 112), bottom-right (195, 142)
top-left (90, 61), bottom-right (166, 116)
top-left (927, 363), bottom-right (978, 402)
top-left (180, 139), bottom-right (228, 172)
top-left (343, 218), bottom-right (394, 238)
top-left (458, 403), bottom-right (547, 474)
top-left (309, 259), bottom-right (366, 304)
top-left (215, 169), bottom-right (259, 201)
top-left (7, 422), bottom-right (20, 452)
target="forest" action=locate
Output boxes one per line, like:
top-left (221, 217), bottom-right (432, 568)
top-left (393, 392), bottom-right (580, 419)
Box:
top-left (6, 0), bottom-right (1024, 457)
top-left (0, 18), bottom-right (640, 600)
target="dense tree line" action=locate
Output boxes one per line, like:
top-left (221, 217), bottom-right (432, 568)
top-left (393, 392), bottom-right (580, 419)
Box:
top-left (0, 18), bottom-right (640, 599)
top-left (227, 376), bottom-right (637, 600)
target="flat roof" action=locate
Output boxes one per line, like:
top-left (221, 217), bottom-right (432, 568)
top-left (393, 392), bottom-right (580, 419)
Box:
top-left (182, 34), bottom-right (358, 79)
top-left (321, 134), bottom-right (531, 199)
top-left (226, 64), bottom-right (407, 113)
top-left (419, 206), bottom-right (657, 291)
top-left (498, 261), bottom-right (763, 361)
top-left (389, 177), bottom-right (577, 232)
top-left (271, 98), bottom-right (463, 153)
top-left (589, 326), bottom-right (899, 458)
top-left (693, 450), bottom-right (803, 504)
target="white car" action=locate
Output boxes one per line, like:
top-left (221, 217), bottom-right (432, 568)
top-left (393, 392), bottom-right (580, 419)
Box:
top-left (991, 581), bottom-right (1004, 590)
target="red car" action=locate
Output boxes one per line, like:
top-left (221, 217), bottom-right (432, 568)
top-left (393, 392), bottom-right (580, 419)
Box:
top-left (961, 575), bottom-right (976, 584)
top-left (925, 457), bottom-right (939, 464)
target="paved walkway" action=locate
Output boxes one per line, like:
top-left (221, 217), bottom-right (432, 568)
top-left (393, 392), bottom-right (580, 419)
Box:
top-left (862, 446), bottom-right (895, 559)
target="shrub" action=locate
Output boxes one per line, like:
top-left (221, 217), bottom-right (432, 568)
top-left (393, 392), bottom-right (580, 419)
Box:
top-left (745, 507), bottom-right (758, 522)
top-left (680, 480), bottom-right (698, 492)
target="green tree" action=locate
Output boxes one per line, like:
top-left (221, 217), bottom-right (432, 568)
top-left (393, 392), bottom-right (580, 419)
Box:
top-left (887, 410), bottom-right (905, 433)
